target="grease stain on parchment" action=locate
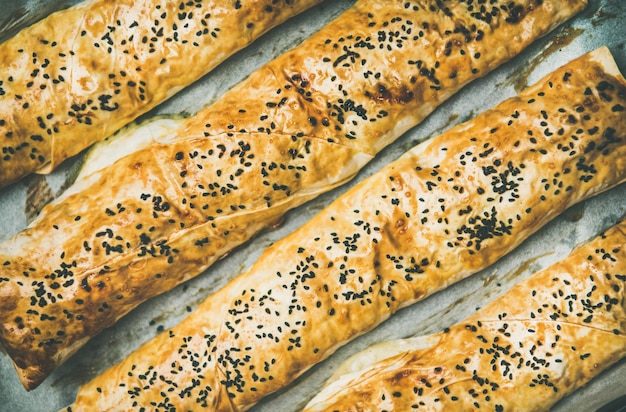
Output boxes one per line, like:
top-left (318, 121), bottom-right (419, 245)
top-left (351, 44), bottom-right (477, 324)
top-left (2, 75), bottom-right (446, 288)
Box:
top-left (563, 202), bottom-right (585, 223)
top-left (0, 7), bottom-right (28, 42)
top-left (24, 175), bottom-right (55, 223)
top-left (502, 26), bottom-right (585, 93)
top-left (591, 8), bottom-right (618, 28)
top-left (49, 362), bottom-right (98, 389)
top-left (500, 253), bottom-right (551, 284)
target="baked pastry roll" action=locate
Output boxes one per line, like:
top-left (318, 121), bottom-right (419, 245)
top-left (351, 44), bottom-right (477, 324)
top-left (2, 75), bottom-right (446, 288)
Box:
top-left (64, 46), bottom-right (626, 411)
top-left (0, 0), bottom-right (324, 187)
top-left (304, 219), bottom-right (626, 411)
top-left (0, 0), bottom-right (586, 390)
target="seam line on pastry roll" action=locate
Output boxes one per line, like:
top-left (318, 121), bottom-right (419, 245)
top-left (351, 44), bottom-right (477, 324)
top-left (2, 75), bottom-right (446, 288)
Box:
top-left (303, 218), bottom-right (626, 411)
top-left (0, 0), bottom-right (587, 391)
top-left (0, 0), bottom-right (325, 187)
top-left (64, 46), bottom-right (626, 410)
top-left (68, 126), bottom-right (369, 195)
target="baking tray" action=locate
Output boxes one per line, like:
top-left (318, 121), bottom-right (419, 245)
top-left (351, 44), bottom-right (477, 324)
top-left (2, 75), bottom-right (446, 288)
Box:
top-left (0, 0), bottom-right (625, 410)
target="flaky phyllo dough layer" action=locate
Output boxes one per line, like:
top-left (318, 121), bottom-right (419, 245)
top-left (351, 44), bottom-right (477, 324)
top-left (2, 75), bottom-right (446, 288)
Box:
top-left (0, 0), bottom-right (587, 390)
top-left (66, 46), bottom-right (625, 411)
top-left (305, 220), bottom-right (626, 411)
top-left (0, 0), bottom-right (324, 186)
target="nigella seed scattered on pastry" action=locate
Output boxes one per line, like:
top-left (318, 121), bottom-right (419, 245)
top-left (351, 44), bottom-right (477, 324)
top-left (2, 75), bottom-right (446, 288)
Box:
top-left (0, 0), bottom-right (324, 187)
top-left (0, 0), bottom-right (589, 394)
top-left (305, 219), bottom-right (626, 411)
top-left (66, 46), bottom-right (625, 410)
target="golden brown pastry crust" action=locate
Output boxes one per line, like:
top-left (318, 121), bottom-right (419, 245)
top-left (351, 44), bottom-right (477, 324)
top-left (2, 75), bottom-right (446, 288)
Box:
top-left (66, 46), bottom-right (625, 411)
top-left (0, 0), bottom-right (323, 187)
top-left (0, 0), bottom-right (587, 391)
top-left (304, 220), bottom-right (626, 412)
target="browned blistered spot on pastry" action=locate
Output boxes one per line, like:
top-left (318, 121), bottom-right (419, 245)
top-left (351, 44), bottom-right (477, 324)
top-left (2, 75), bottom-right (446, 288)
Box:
top-left (391, 369), bottom-right (413, 384)
top-left (1, 0), bottom-right (602, 401)
top-left (13, 356), bottom-right (27, 370)
top-left (413, 289), bottom-right (426, 301)
top-left (370, 83), bottom-right (414, 104)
